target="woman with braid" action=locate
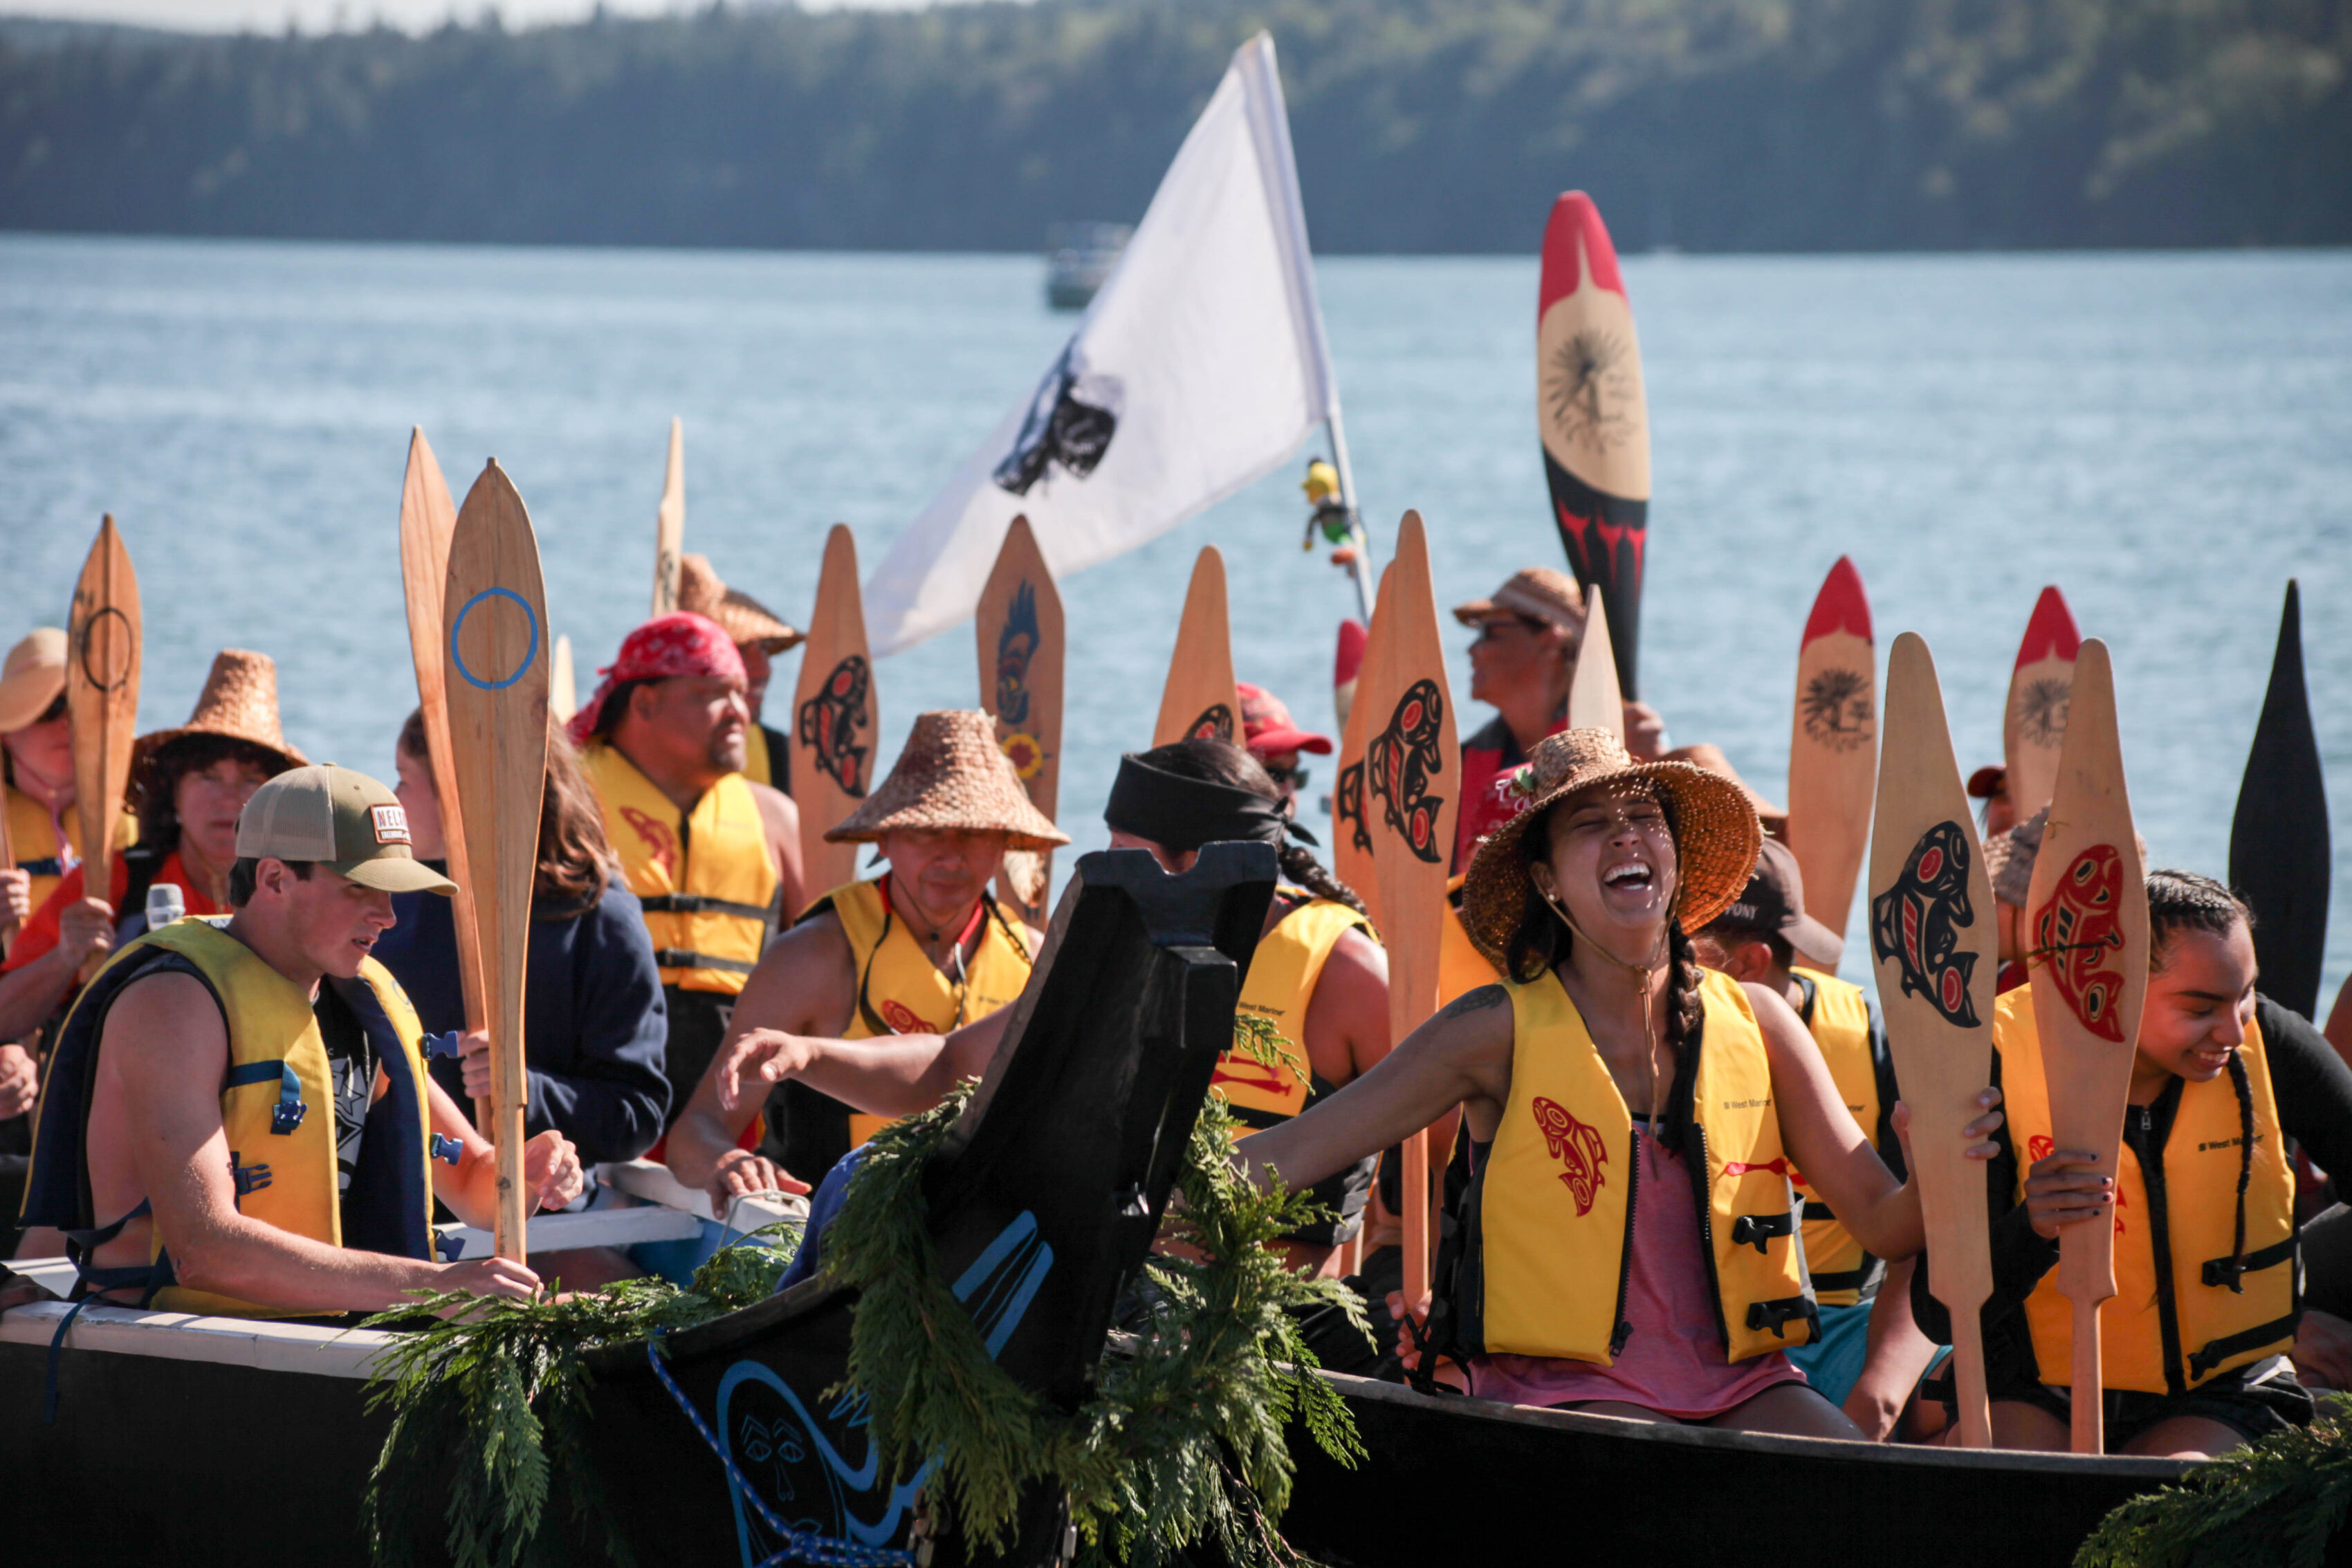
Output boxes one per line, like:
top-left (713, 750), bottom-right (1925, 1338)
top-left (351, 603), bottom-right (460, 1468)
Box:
top-left (1233, 730), bottom-right (2003, 1437)
top-left (1911, 871), bottom-right (2352, 1457)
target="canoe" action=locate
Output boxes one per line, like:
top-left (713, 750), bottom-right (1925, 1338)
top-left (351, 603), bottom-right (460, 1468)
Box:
top-left (1, 842), bottom-right (1278, 1568)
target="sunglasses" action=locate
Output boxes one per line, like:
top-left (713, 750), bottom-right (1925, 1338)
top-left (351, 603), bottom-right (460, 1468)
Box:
top-left (33, 693), bottom-right (66, 726)
top-left (1267, 763), bottom-right (1311, 791)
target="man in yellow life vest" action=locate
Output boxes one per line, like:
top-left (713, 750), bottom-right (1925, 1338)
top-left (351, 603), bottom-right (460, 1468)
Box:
top-left (676, 554), bottom-right (804, 794)
top-left (19, 765), bottom-right (583, 1316)
top-left (566, 613), bottom-right (804, 1143)
top-left (1913, 870), bottom-right (2352, 1457)
top-left (663, 710), bottom-right (1063, 1203)
top-left (1694, 837), bottom-right (1940, 1437)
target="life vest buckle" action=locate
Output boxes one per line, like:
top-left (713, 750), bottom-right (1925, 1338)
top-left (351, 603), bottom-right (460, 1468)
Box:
top-left (1745, 1295), bottom-right (1816, 1339)
top-left (270, 1098), bottom-right (306, 1136)
top-left (1729, 1212), bottom-right (1794, 1255)
top-left (424, 1031), bottom-right (465, 1061)
top-left (430, 1134), bottom-right (463, 1167)
top-left (231, 1158), bottom-right (273, 1200)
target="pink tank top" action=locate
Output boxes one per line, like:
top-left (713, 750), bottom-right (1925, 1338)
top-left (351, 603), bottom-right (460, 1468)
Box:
top-left (1469, 1125), bottom-right (1807, 1419)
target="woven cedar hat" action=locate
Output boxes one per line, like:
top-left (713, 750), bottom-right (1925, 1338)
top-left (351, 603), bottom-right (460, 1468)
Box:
top-left (678, 554), bottom-right (803, 654)
top-left (1662, 742), bottom-right (1787, 838)
top-left (1452, 566), bottom-right (1586, 631)
top-left (826, 710), bottom-right (1069, 851)
top-left (129, 649), bottom-right (308, 806)
top-left (1460, 727), bottom-right (1761, 968)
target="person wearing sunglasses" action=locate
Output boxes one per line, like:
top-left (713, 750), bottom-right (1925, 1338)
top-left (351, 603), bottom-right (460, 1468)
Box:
top-left (1237, 681), bottom-right (1331, 808)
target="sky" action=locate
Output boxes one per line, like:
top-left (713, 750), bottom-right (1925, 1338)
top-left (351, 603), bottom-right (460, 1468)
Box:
top-left (1, 0), bottom-right (917, 33)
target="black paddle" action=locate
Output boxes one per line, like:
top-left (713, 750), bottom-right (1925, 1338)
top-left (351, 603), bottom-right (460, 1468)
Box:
top-left (2229, 580), bottom-right (2330, 1020)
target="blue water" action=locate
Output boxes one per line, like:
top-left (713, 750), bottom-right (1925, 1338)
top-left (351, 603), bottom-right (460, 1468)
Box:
top-left (0, 236), bottom-right (2346, 1001)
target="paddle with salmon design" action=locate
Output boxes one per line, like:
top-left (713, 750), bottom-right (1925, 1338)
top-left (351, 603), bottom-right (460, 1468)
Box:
top-left (2004, 587), bottom-right (2082, 822)
top-left (397, 429), bottom-right (494, 1126)
top-left (1331, 562), bottom-right (1396, 934)
top-left (2229, 582), bottom-right (2329, 1021)
top-left (66, 516), bottom-right (140, 969)
top-left (1563, 584), bottom-right (1624, 739)
top-left (1868, 633), bottom-right (1997, 1448)
top-left (2023, 639), bottom-right (2149, 1455)
top-left (1352, 511), bottom-right (1462, 1305)
top-left (1538, 192), bottom-right (1651, 700)
top-left (442, 460), bottom-right (552, 1264)
top-left (1788, 557), bottom-right (1877, 948)
top-left (652, 417), bottom-right (685, 616)
top-left (792, 524), bottom-right (878, 907)
top-left (976, 515), bottom-right (1063, 928)
top-left (1152, 546), bottom-right (1243, 748)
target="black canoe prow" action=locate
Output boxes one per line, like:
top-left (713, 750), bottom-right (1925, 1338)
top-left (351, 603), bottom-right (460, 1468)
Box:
top-left (584, 843), bottom-right (1276, 1567)
top-left (2230, 579), bottom-right (2331, 1020)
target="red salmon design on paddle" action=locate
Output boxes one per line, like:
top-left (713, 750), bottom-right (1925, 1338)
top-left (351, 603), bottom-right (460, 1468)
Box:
top-left (618, 807), bottom-right (677, 878)
top-left (1532, 1096), bottom-right (1608, 1216)
top-left (2032, 844), bottom-right (2128, 1042)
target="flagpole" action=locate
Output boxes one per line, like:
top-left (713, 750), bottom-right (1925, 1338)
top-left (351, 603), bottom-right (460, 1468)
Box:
top-left (1325, 413), bottom-right (1375, 620)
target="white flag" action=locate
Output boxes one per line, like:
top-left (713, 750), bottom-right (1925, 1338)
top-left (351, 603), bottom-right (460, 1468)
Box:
top-left (864, 32), bottom-right (1342, 655)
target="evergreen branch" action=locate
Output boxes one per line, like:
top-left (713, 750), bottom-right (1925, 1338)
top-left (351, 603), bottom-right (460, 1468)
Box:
top-left (2075, 1394), bottom-right (2352, 1568)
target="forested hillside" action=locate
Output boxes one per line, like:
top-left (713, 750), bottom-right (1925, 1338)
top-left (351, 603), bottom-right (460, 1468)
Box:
top-left (2, 0), bottom-right (2345, 252)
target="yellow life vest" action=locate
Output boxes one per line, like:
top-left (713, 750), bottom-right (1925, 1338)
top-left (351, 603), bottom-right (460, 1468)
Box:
top-left (1996, 985), bottom-right (2297, 1394)
top-left (5, 782), bottom-right (131, 915)
top-left (823, 876), bottom-right (1033, 1145)
top-left (1789, 966), bottom-right (1895, 1308)
top-left (584, 742), bottom-right (778, 995)
top-left (1437, 876), bottom-right (1503, 1008)
top-left (23, 917), bottom-right (439, 1319)
top-left (742, 723), bottom-right (791, 793)
top-left (1450, 966), bottom-right (1816, 1364)
top-left (1213, 895), bottom-right (1372, 1126)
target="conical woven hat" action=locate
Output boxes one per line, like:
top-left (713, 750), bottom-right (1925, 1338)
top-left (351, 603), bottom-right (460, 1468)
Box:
top-left (1460, 727), bottom-right (1761, 968)
top-left (131, 648), bottom-right (308, 784)
top-left (679, 554), bottom-right (803, 654)
top-left (826, 710), bottom-right (1069, 851)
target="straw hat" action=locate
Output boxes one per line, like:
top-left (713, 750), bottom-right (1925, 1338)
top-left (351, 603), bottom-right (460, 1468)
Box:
top-left (678, 554), bottom-right (803, 654)
top-left (130, 649), bottom-right (308, 802)
top-left (1452, 566), bottom-right (1586, 631)
top-left (0, 628), bottom-right (67, 734)
top-left (1661, 743), bottom-right (1787, 838)
top-left (826, 710), bottom-right (1069, 851)
top-left (1460, 727), bottom-right (1761, 968)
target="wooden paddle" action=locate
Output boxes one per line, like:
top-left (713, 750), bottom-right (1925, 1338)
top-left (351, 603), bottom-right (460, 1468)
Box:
top-left (549, 634), bottom-right (578, 728)
top-left (791, 524), bottom-right (878, 907)
top-left (1331, 562), bottom-right (1397, 934)
top-left (442, 460), bottom-right (552, 1264)
top-left (2022, 638), bottom-right (2149, 1455)
top-left (66, 516), bottom-right (140, 959)
top-left (1332, 616), bottom-right (1368, 737)
top-left (2003, 587), bottom-right (2082, 822)
top-left (652, 417), bottom-right (685, 616)
top-left (1353, 511), bottom-right (1462, 1307)
top-left (2229, 581), bottom-right (2329, 1020)
top-left (1868, 633), bottom-right (1998, 1448)
top-left (1787, 556), bottom-right (1877, 945)
top-left (1563, 584), bottom-right (1624, 738)
top-left (397, 429), bottom-right (493, 1127)
top-left (1151, 546), bottom-right (1243, 748)
top-left (975, 515), bottom-right (1063, 928)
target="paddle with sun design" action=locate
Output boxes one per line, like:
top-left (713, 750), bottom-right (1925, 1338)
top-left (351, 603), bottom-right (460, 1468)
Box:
top-left (2004, 587), bottom-right (2082, 823)
top-left (1152, 546), bottom-right (1243, 749)
top-left (792, 524), bottom-right (878, 907)
top-left (1788, 557), bottom-right (1877, 948)
top-left (2022, 638), bottom-right (2149, 1455)
top-left (976, 515), bottom-right (1063, 928)
top-left (652, 417), bottom-right (685, 616)
top-left (1868, 632), bottom-right (1996, 1448)
top-left (66, 515), bottom-right (140, 969)
top-left (442, 460), bottom-right (552, 1264)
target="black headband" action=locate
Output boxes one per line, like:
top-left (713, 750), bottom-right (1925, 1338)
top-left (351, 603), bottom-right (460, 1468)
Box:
top-left (1103, 753), bottom-right (1314, 855)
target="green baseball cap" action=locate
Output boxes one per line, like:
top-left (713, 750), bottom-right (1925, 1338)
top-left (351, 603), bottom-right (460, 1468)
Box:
top-left (235, 764), bottom-right (459, 896)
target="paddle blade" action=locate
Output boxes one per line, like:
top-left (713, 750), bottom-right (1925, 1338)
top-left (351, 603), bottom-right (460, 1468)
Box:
top-left (652, 417), bottom-right (685, 616)
top-left (792, 524), bottom-right (877, 905)
top-left (549, 634), bottom-right (578, 727)
top-left (1868, 633), bottom-right (1996, 1441)
top-left (1333, 616), bottom-right (1367, 735)
top-left (2003, 586), bottom-right (2082, 821)
top-left (1332, 564), bottom-right (1397, 933)
top-left (977, 515), bottom-right (1063, 925)
top-left (1564, 585), bottom-right (1624, 739)
top-left (2023, 638), bottom-right (2147, 1313)
top-left (1538, 191), bottom-right (1649, 698)
top-left (1153, 546), bottom-right (1242, 747)
top-left (66, 515), bottom-right (141, 901)
top-left (1787, 556), bottom-right (1877, 950)
top-left (2230, 581), bottom-right (2329, 1020)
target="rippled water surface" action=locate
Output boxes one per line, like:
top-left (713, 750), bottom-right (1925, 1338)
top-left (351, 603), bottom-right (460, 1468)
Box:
top-left (1, 237), bottom-right (2346, 995)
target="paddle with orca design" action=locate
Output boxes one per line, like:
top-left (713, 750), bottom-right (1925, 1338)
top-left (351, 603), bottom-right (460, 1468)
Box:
top-left (1538, 192), bottom-right (1651, 700)
top-left (1563, 584), bottom-right (1624, 739)
top-left (2229, 581), bottom-right (2329, 1021)
top-left (66, 515), bottom-right (140, 971)
top-left (2004, 587), bottom-right (2082, 822)
top-left (1352, 511), bottom-right (1461, 1306)
top-left (652, 417), bottom-right (685, 616)
top-left (791, 524), bottom-right (877, 908)
top-left (397, 429), bottom-right (493, 1126)
top-left (1788, 557), bottom-right (1877, 950)
top-left (1868, 633), bottom-right (1996, 1448)
top-left (976, 515), bottom-right (1063, 928)
top-left (1152, 546), bottom-right (1243, 748)
top-left (549, 634), bottom-right (578, 728)
top-left (1331, 562), bottom-right (1397, 934)
top-left (2023, 639), bottom-right (2149, 1455)
top-left (442, 460), bottom-right (552, 1264)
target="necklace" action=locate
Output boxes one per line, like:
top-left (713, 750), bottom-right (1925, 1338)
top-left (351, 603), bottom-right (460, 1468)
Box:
top-left (1543, 889), bottom-right (1672, 1138)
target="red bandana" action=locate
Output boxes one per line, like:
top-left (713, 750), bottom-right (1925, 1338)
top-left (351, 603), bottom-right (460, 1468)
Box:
top-left (567, 612), bottom-right (746, 746)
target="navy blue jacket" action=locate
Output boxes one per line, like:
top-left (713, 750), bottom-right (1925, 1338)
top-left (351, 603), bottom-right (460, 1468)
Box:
top-left (377, 868), bottom-right (670, 1164)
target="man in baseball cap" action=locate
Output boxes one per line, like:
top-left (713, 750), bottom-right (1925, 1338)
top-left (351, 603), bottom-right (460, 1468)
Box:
top-left (1238, 681), bottom-right (1332, 805)
top-left (18, 762), bottom-right (583, 1317)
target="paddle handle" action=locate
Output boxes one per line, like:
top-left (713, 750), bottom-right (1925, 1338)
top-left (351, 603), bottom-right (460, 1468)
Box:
top-left (1401, 1131), bottom-right (1431, 1307)
top-left (2070, 1296), bottom-right (2104, 1454)
top-left (1947, 1302), bottom-right (1992, 1449)
top-left (490, 1028), bottom-right (528, 1262)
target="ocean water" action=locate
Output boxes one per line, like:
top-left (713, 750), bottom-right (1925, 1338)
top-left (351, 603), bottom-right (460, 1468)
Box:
top-left (0, 235), bottom-right (2346, 1001)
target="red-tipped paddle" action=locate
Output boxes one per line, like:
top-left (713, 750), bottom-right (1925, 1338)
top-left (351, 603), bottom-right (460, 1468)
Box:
top-left (1788, 557), bottom-right (1877, 946)
top-left (2003, 587), bottom-right (2082, 822)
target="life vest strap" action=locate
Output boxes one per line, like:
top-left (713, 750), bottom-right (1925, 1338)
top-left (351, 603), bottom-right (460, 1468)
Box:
top-left (1744, 1295), bottom-right (1818, 1340)
top-left (223, 1058), bottom-right (307, 1136)
top-left (1729, 1211), bottom-right (1795, 1255)
top-left (638, 893), bottom-right (776, 923)
top-left (2186, 1313), bottom-right (2300, 1382)
top-left (1810, 1265), bottom-right (1877, 1296)
top-left (2201, 1235), bottom-right (2297, 1292)
top-left (652, 948), bottom-right (757, 976)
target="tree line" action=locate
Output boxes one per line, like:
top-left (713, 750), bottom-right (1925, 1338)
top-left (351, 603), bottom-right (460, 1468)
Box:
top-left (1, 0), bottom-right (2345, 252)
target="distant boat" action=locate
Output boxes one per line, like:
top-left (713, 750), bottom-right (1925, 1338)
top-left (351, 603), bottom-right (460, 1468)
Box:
top-left (1045, 221), bottom-right (1132, 310)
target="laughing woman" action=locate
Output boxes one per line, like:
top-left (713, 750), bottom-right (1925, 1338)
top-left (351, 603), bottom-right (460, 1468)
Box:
top-left (1234, 729), bottom-right (2003, 1438)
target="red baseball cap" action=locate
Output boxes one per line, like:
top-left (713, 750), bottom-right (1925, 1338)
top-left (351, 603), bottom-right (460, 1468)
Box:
top-left (1238, 681), bottom-right (1332, 757)
top-left (1966, 764), bottom-right (2008, 800)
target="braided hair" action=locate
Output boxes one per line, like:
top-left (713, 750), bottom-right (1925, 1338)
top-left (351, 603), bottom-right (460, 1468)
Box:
top-left (1131, 737), bottom-right (1370, 917)
top-left (2145, 869), bottom-right (2261, 1286)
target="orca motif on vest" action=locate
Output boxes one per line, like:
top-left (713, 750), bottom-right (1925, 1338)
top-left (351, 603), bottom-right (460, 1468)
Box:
top-left (584, 742), bottom-right (778, 995)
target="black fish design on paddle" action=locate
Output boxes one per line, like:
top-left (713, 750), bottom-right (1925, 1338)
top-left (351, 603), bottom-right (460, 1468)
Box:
top-left (994, 580), bottom-right (1039, 728)
top-left (796, 654), bottom-right (872, 797)
top-left (1334, 758), bottom-right (1370, 856)
top-left (993, 340), bottom-right (1119, 497)
top-left (1367, 679), bottom-right (1446, 864)
top-left (1182, 703), bottom-right (1235, 745)
top-left (1871, 820), bottom-right (1981, 1026)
